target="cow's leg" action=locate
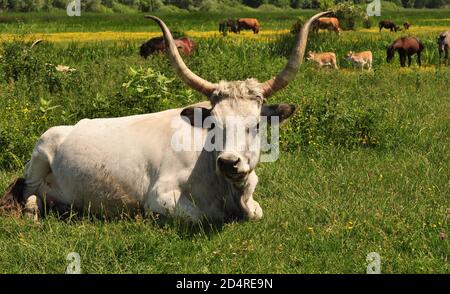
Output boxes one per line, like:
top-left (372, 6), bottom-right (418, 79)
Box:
top-left (22, 126), bottom-right (72, 218)
top-left (333, 60), bottom-right (338, 69)
top-left (24, 195), bottom-right (42, 221)
top-left (22, 150), bottom-right (51, 218)
top-left (408, 55), bottom-right (412, 67)
top-left (399, 53), bottom-right (406, 67)
top-left (417, 52), bottom-right (422, 66)
top-left (146, 187), bottom-right (203, 222)
top-left (445, 48), bottom-right (449, 64)
top-left (239, 172), bottom-right (262, 220)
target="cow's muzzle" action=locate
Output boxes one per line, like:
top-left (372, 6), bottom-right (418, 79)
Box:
top-left (217, 155), bottom-right (240, 174)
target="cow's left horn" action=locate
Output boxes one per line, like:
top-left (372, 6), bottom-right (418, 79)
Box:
top-left (145, 16), bottom-right (216, 97)
top-left (261, 11), bottom-right (332, 98)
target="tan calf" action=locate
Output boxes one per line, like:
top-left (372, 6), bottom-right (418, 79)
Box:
top-left (306, 51), bottom-right (338, 69)
top-left (345, 51), bottom-right (373, 70)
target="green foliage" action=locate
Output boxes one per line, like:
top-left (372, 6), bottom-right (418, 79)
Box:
top-left (332, 1), bottom-right (366, 30)
top-left (0, 0), bottom-right (447, 12)
top-left (282, 95), bottom-right (380, 150)
top-left (122, 66), bottom-right (194, 113)
top-left (0, 11), bottom-right (449, 274)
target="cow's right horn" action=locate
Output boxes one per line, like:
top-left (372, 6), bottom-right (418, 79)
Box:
top-left (261, 11), bottom-right (332, 98)
top-left (145, 16), bottom-right (216, 98)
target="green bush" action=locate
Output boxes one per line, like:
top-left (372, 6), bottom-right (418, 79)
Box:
top-left (281, 96), bottom-right (381, 150)
top-left (332, 1), bottom-right (366, 30)
top-left (122, 66), bottom-right (195, 113)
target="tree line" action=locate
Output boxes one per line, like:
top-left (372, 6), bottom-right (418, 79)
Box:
top-left (0, 0), bottom-right (448, 12)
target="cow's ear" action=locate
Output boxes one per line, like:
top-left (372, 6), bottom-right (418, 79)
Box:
top-left (181, 107), bottom-right (211, 128)
top-left (261, 104), bottom-right (296, 124)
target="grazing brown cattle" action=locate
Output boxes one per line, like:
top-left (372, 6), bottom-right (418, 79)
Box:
top-left (345, 51), bottom-right (373, 70)
top-left (307, 51), bottom-right (338, 69)
top-left (312, 17), bottom-right (341, 34)
top-left (386, 37), bottom-right (424, 67)
top-left (437, 30), bottom-right (450, 63)
top-left (403, 22), bottom-right (411, 30)
top-left (140, 36), bottom-right (195, 58)
top-left (379, 20), bottom-right (399, 32)
top-left (219, 19), bottom-right (238, 34)
top-left (237, 18), bottom-right (260, 34)
top-left (175, 37), bottom-right (196, 55)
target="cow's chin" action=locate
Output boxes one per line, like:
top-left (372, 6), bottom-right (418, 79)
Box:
top-left (226, 171), bottom-right (248, 181)
top-left (220, 170), bottom-right (250, 185)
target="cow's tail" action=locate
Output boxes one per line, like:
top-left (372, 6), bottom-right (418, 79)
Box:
top-left (0, 177), bottom-right (26, 217)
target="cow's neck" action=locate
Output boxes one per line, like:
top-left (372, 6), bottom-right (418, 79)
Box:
top-left (205, 150), bottom-right (249, 220)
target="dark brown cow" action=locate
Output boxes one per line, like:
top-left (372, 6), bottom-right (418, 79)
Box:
top-left (140, 36), bottom-right (195, 58)
top-left (386, 37), bottom-right (424, 67)
top-left (237, 18), bottom-right (260, 34)
top-left (219, 19), bottom-right (238, 34)
top-left (379, 20), bottom-right (399, 32)
top-left (312, 17), bottom-right (341, 34)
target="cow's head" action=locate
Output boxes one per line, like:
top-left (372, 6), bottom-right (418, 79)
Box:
top-left (345, 51), bottom-right (354, 60)
top-left (146, 12), bottom-right (330, 183)
top-left (386, 45), bottom-right (395, 63)
top-left (437, 34), bottom-right (446, 55)
top-left (306, 50), bottom-right (316, 61)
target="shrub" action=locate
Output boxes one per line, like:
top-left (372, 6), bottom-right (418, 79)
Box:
top-left (281, 96), bottom-right (381, 150)
top-left (0, 40), bottom-right (78, 93)
top-left (331, 1), bottom-right (366, 30)
top-left (121, 66), bottom-right (195, 113)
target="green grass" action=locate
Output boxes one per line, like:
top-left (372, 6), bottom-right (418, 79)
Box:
top-left (1, 9), bottom-right (449, 33)
top-left (0, 10), bottom-right (449, 273)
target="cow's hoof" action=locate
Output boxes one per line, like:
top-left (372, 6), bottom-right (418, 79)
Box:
top-left (247, 201), bottom-right (263, 220)
top-left (24, 195), bottom-right (41, 222)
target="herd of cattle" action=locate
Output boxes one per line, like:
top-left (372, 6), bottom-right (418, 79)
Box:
top-left (0, 12), bottom-right (449, 223)
top-left (139, 17), bottom-right (450, 68)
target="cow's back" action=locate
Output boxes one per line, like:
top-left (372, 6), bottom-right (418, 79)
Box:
top-left (49, 107), bottom-right (198, 214)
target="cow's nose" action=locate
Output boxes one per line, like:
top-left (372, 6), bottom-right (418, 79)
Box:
top-left (217, 156), bottom-right (240, 173)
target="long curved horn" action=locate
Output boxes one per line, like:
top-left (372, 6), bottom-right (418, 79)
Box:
top-left (262, 11), bottom-right (332, 98)
top-left (145, 16), bottom-right (216, 97)
top-left (30, 39), bottom-right (43, 49)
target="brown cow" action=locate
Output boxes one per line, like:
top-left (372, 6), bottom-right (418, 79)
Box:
top-left (237, 18), bottom-right (260, 34)
top-left (345, 51), bottom-right (373, 70)
top-left (307, 51), bottom-right (338, 69)
top-left (386, 37), bottom-right (424, 67)
top-left (140, 36), bottom-right (195, 58)
top-left (312, 17), bottom-right (341, 34)
top-left (379, 20), bottom-right (399, 32)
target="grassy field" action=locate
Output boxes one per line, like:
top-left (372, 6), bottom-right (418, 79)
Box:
top-left (0, 9), bottom-right (449, 273)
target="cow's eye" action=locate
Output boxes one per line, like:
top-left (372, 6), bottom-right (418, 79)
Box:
top-left (247, 123), bottom-right (259, 136)
top-left (209, 123), bottom-right (216, 130)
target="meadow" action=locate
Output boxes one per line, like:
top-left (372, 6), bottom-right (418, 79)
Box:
top-left (0, 9), bottom-right (449, 273)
